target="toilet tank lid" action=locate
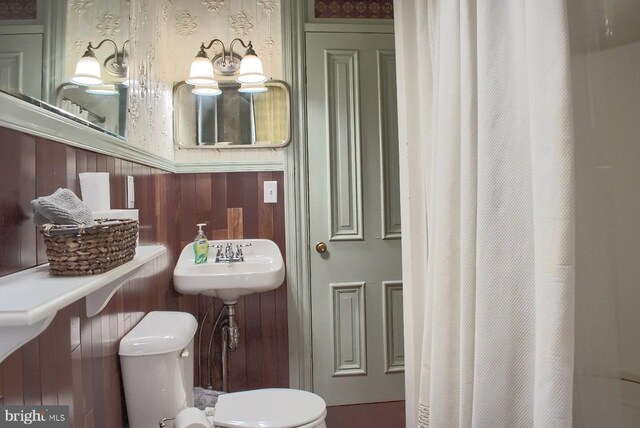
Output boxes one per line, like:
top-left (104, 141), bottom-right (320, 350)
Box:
top-left (118, 311), bottom-right (198, 356)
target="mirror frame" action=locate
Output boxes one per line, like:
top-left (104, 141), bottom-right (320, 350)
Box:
top-left (173, 79), bottom-right (292, 149)
top-left (0, 90), bottom-right (175, 172)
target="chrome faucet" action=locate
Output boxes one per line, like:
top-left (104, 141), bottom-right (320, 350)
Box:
top-left (224, 242), bottom-right (234, 259)
top-left (212, 242), bottom-right (252, 263)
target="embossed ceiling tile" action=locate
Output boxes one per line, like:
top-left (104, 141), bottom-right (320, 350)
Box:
top-left (229, 11), bottom-right (254, 38)
top-left (138, 63), bottom-right (148, 97)
top-left (71, 38), bottom-right (85, 56)
top-left (161, 115), bottom-right (169, 137)
top-left (130, 14), bottom-right (140, 49)
top-left (161, 0), bottom-right (169, 21)
top-left (96, 12), bottom-right (121, 38)
top-left (69, 0), bottom-right (93, 15)
top-left (129, 95), bottom-right (140, 130)
top-left (258, 36), bottom-right (279, 69)
top-left (202, 0), bottom-right (224, 15)
top-left (154, 15), bottom-right (162, 42)
top-left (175, 9), bottom-right (198, 38)
top-left (257, 0), bottom-right (278, 15)
top-left (147, 40), bottom-right (156, 67)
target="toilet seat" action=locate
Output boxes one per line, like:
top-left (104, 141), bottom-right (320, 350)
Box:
top-left (212, 388), bottom-right (327, 428)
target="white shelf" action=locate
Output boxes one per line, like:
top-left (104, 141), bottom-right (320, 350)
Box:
top-left (0, 245), bottom-right (166, 363)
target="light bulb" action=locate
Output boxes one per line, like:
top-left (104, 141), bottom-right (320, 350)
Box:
top-left (238, 82), bottom-right (268, 93)
top-left (192, 83), bottom-right (222, 96)
top-left (71, 55), bottom-right (102, 86)
top-left (86, 84), bottom-right (119, 95)
top-left (237, 53), bottom-right (266, 84)
top-left (187, 56), bottom-right (216, 85)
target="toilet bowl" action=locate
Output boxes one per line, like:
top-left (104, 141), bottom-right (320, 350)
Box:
top-left (119, 311), bottom-right (327, 428)
top-left (212, 388), bottom-right (327, 428)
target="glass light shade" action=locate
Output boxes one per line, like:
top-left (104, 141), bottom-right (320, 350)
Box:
top-left (237, 54), bottom-right (266, 84)
top-left (192, 83), bottom-right (222, 96)
top-left (71, 56), bottom-right (102, 86)
top-left (238, 82), bottom-right (268, 94)
top-left (86, 84), bottom-right (119, 95)
top-left (186, 57), bottom-right (216, 85)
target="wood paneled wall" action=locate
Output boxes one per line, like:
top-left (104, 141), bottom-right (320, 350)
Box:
top-left (0, 126), bottom-right (288, 427)
top-left (176, 173), bottom-right (288, 391)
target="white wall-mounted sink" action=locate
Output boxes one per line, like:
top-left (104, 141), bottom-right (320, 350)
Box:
top-left (173, 239), bottom-right (285, 304)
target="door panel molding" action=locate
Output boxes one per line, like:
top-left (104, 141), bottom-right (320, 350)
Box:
top-left (331, 282), bottom-right (367, 376)
top-left (378, 50), bottom-right (402, 240)
top-left (0, 52), bottom-right (23, 91)
top-left (325, 49), bottom-right (364, 241)
top-left (305, 29), bottom-right (403, 405)
top-left (383, 281), bottom-right (405, 373)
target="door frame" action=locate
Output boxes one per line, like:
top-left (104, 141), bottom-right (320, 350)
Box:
top-left (281, 0), bottom-right (395, 392)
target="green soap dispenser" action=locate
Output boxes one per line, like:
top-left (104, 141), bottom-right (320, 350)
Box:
top-left (193, 223), bottom-right (209, 264)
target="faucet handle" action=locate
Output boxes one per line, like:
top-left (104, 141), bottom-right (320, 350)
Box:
top-left (234, 243), bottom-right (251, 261)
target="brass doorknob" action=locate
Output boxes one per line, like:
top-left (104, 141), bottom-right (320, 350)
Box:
top-left (315, 242), bottom-right (327, 253)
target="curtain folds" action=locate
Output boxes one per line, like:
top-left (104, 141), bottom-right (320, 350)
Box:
top-left (395, 1), bottom-right (576, 427)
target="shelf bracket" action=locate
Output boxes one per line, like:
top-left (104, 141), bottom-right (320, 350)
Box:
top-left (0, 314), bottom-right (56, 364)
top-left (85, 265), bottom-right (144, 317)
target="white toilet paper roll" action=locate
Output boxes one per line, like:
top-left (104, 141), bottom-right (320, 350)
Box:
top-left (173, 407), bottom-right (211, 428)
top-left (79, 172), bottom-right (110, 212)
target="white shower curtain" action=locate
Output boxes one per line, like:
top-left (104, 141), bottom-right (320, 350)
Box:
top-left (395, 1), bottom-right (576, 427)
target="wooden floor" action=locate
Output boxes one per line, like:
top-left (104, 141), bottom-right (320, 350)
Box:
top-left (325, 401), bottom-right (406, 428)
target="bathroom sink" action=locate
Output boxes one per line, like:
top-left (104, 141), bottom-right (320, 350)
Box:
top-left (173, 239), bottom-right (285, 304)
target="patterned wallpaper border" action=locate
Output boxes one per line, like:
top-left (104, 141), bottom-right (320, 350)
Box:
top-left (0, 0), bottom-right (37, 20)
top-left (314, 0), bottom-right (393, 19)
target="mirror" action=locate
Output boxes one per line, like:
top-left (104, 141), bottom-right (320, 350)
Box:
top-left (0, 0), bottom-right (129, 139)
top-left (173, 80), bottom-right (291, 148)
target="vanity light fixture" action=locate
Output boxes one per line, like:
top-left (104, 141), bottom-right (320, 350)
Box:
top-left (71, 39), bottom-right (129, 86)
top-left (238, 82), bottom-right (268, 94)
top-left (86, 84), bottom-right (119, 95)
top-left (186, 38), bottom-right (266, 85)
top-left (192, 82), bottom-right (222, 96)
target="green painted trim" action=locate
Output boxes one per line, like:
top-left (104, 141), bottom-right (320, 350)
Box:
top-left (304, 23), bottom-right (394, 33)
top-left (282, 0), bottom-right (314, 392)
top-left (174, 161), bottom-right (284, 173)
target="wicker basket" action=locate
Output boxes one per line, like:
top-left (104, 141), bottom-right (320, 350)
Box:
top-left (41, 218), bottom-right (138, 276)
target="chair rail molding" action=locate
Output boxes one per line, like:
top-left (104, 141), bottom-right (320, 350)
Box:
top-left (0, 92), bottom-right (286, 174)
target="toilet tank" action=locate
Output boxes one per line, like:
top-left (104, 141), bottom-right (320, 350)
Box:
top-left (119, 311), bottom-right (198, 428)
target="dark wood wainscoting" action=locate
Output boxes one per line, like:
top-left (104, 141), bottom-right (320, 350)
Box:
top-left (0, 126), bottom-right (288, 427)
top-left (176, 173), bottom-right (288, 392)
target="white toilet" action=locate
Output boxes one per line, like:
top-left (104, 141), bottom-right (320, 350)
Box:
top-left (119, 311), bottom-right (327, 428)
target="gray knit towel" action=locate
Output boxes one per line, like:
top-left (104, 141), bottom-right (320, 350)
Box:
top-left (31, 188), bottom-right (95, 226)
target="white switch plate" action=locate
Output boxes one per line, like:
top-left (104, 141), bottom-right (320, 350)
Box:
top-left (264, 181), bottom-right (277, 204)
top-left (126, 176), bottom-right (135, 208)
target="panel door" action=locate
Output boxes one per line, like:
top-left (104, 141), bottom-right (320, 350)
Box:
top-left (306, 32), bottom-right (404, 405)
top-left (0, 33), bottom-right (43, 99)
